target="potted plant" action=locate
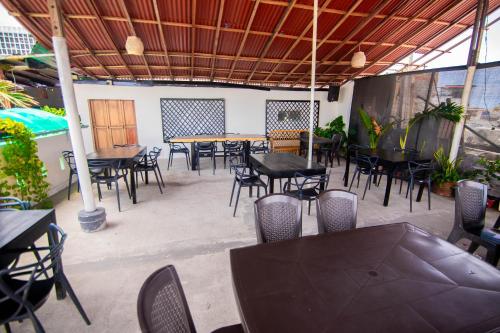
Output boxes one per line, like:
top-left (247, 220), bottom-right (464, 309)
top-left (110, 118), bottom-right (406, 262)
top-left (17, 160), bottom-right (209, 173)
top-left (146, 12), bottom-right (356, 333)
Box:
top-left (431, 147), bottom-right (462, 197)
top-left (357, 107), bottom-right (394, 149)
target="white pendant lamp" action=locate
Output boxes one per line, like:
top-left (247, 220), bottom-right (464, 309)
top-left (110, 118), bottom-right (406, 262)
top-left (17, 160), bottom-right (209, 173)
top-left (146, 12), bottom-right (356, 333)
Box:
top-left (351, 47), bottom-right (366, 68)
top-left (125, 36), bottom-right (144, 56)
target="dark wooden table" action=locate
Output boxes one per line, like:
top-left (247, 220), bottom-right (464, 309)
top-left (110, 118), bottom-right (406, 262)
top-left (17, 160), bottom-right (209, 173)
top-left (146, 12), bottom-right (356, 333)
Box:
top-left (249, 153), bottom-right (326, 193)
top-left (343, 148), bottom-right (433, 206)
top-left (87, 145), bottom-right (147, 204)
top-left (299, 136), bottom-right (332, 163)
top-left (230, 222), bottom-right (500, 333)
top-left (170, 134), bottom-right (266, 170)
top-left (0, 209), bottom-right (66, 299)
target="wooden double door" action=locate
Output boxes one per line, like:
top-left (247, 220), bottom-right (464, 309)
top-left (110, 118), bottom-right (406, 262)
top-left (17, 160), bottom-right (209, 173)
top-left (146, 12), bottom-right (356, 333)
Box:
top-left (89, 99), bottom-right (138, 150)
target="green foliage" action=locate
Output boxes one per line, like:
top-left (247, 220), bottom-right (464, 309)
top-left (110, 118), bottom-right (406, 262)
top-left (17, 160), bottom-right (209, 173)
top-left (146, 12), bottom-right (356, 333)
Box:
top-left (0, 118), bottom-right (49, 205)
top-left (0, 80), bottom-right (38, 108)
top-left (314, 115), bottom-right (346, 139)
top-left (399, 101), bottom-right (463, 149)
top-left (357, 107), bottom-right (394, 149)
top-left (474, 157), bottom-right (500, 185)
top-left (41, 105), bottom-right (66, 117)
top-left (431, 147), bottom-right (462, 185)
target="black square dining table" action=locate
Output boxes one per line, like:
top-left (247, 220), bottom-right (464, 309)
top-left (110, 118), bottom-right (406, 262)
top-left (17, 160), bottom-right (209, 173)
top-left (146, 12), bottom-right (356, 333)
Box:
top-left (249, 153), bottom-right (326, 193)
top-left (87, 145), bottom-right (147, 204)
top-left (343, 148), bottom-right (433, 206)
top-left (230, 223), bottom-right (500, 333)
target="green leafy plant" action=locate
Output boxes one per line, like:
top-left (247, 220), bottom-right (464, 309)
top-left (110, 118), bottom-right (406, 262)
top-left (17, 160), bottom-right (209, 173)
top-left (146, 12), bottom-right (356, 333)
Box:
top-left (0, 118), bottom-right (49, 205)
top-left (431, 147), bottom-right (462, 185)
top-left (41, 105), bottom-right (66, 117)
top-left (358, 107), bottom-right (394, 149)
top-left (474, 157), bottom-right (500, 185)
top-left (0, 80), bottom-right (38, 108)
top-left (399, 101), bottom-right (463, 149)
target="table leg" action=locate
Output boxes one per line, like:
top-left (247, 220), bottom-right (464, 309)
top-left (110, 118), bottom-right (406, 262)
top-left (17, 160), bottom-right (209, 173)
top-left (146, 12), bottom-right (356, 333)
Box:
top-left (130, 162), bottom-right (137, 204)
top-left (144, 154), bottom-right (149, 184)
top-left (191, 142), bottom-right (197, 171)
top-left (383, 166), bottom-right (395, 207)
top-left (244, 141), bottom-right (251, 166)
top-left (48, 210), bottom-right (66, 300)
top-left (416, 184), bottom-right (425, 202)
top-left (344, 150), bottom-right (351, 187)
top-left (269, 177), bottom-right (275, 194)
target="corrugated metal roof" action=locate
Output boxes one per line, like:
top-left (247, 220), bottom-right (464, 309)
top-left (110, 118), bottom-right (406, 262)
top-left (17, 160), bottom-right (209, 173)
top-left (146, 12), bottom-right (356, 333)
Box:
top-left (2, 0), bottom-right (499, 87)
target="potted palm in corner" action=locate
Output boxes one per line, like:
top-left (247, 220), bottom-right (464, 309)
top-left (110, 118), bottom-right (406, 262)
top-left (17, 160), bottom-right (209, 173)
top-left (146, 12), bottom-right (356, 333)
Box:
top-left (431, 147), bottom-right (462, 197)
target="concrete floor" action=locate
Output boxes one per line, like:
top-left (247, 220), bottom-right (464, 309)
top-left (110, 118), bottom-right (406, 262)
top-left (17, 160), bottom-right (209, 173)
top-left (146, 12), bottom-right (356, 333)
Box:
top-left (7, 158), bottom-right (499, 333)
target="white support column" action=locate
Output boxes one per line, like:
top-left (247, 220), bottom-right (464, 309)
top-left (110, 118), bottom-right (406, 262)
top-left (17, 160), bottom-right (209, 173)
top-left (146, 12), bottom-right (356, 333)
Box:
top-left (307, 0), bottom-right (318, 163)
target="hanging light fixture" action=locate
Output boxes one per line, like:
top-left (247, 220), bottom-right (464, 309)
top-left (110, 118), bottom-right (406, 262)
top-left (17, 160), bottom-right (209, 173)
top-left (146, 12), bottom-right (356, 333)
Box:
top-left (351, 46), bottom-right (366, 68)
top-left (125, 36), bottom-right (144, 56)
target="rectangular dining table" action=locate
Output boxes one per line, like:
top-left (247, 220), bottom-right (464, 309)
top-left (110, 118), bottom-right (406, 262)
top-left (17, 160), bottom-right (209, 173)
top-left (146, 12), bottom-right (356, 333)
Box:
top-left (230, 222), bottom-right (500, 333)
top-left (169, 134), bottom-right (266, 170)
top-left (0, 209), bottom-right (66, 299)
top-left (87, 145), bottom-right (147, 204)
top-left (249, 153), bottom-right (326, 193)
top-left (343, 148), bottom-right (433, 206)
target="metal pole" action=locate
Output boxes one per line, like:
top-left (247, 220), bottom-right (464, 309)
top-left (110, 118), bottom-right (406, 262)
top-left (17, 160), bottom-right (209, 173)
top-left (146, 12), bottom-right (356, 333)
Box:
top-left (449, 0), bottom-right (488, 161)
top-left (307, 0), bottom-right (318, 163)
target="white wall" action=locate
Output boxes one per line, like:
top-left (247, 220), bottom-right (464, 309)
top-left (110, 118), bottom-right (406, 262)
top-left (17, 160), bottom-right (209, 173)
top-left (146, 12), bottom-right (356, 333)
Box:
top-left (74, 82), bottom-right (354, 158)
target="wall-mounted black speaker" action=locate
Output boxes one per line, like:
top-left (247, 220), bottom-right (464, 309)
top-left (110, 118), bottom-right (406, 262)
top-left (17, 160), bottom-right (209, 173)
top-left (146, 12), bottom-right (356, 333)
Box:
top-left (327, 85), bottom-right (340, 102)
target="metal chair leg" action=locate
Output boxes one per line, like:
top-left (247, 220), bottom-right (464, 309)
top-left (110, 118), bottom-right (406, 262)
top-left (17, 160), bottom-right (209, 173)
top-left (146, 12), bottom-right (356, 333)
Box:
top-left (58, 273), bottom-right (91, 325)
top-left (157, 166), bottom-right (165, 187)
top-left (67, 173), bottom-right (73, 200)
top-left (115, 182), bottom-right (121, 212)
top-left (349, 169), bottom-right (358, 192)
top-left (167, 152), bottom-right (172, 170)
top-left (229, 178), bottom-right (237, 206)
top-left (362, 173), bottom-right (371, 200)
top-left (153, 168), bottom-right (163, 194)
top-left (409, 179), bottom-right (414, 212)
top-left (233, 184), bottom-right (242, 217)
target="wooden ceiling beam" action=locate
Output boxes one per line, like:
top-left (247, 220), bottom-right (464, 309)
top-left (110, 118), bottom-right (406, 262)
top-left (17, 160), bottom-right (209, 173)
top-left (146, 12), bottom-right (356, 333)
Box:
top-left (291, 0), bottom-right (392, 87)
top-left (263, 0), bottom-right (334, 83)
top-left (210, 0), bottom-right (225, 80)
top-left (227, 0), bottom-right (261, 79)
top-left (280, 0), bottom-right (364, 85)
top-left (152, 0), bottom-right (173, 79)
top-left (344, 0), bottom-right (468, 82)
top-left (85, 0), bottom-right (135, 79)
top-left (118, 0), bottom-right (152, 79)
top-left (246, 0), bottom-right (297, 83)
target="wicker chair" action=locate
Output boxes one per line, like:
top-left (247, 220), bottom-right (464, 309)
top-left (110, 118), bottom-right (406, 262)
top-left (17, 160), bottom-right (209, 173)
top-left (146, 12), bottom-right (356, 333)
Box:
top-left (254, 194), bottom-right (302, 244)
top-left (447, 180), bottom-right (499, 265)
top-left (137, 265), bottom-right (243, 333)
top-left (0, 224), bottom-right (91, 333)
top-left (316, 190), bottom-right (357, 234)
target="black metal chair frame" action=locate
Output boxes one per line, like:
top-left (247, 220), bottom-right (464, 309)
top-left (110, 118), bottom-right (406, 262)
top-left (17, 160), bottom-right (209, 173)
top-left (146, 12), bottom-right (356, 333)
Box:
top-left (0, 197), bottom-right (31, 210)
top-left (348, 152), bottom-right (380, 200)
top-left (167, 142), bottom-right (190, 170)
top-left (321, 133), bottom-right (342, 167)
top-left (62, 151), bottom-right (79, 200)
top-left (229, 157), bottom-right (267, 217)
top-left (316, 189), bottom-right (357, 234)
top-left (135, 149), bottom-right (165, 194)
top-left (223, 141), bottom-right (243, 169)
top-left (88, 159), bottom-right (130, 212)
top-left (250, 140), bottom-right (269, 154)
top-left (447, 180), bottom-right (499, 266)
top-left (405, 161), bottom-right (433, 212)
top-left (0, 224), bottom-right (90, 333)
top-left (283, 170), bottom-right (330, 215)
top-left (195, 142), bottom-right (216, 175)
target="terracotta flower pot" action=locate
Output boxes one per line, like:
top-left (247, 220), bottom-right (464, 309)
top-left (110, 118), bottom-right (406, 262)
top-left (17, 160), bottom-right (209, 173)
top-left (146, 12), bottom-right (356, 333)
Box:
top-left (432, 181), bottom-right (456, 197)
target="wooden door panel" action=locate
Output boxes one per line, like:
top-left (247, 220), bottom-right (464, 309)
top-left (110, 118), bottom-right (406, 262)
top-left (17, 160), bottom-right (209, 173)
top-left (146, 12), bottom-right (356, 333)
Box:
top-left (107, 100), bottom-right (124, 127)
top-left (125, 128), bottom-right (138, 145)
top-left (123, 101), bottom-right (136, 126)
top-left (94, 128), bottom-right (111, 149)
top-left (110, 128), bottom-right (126, 146)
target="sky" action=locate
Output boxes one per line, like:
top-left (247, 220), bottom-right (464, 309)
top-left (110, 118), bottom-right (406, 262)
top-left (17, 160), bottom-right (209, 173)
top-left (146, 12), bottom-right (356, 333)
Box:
top-left (1, 3), bottom-right (499, 73)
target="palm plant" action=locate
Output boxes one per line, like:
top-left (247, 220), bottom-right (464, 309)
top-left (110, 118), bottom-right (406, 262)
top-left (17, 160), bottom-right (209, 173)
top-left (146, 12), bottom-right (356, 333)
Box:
top-left (0, 80), bottom-right (38, 108)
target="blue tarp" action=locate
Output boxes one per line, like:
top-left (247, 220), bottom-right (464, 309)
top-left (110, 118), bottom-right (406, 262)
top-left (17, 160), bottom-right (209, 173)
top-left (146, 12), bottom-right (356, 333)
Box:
top-left (0, 108), bottom-right (68, 136)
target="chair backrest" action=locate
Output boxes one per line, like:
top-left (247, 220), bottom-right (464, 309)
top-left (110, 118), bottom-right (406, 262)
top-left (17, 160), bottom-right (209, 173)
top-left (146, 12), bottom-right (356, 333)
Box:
top-left (87, 159), bottom-right (122, 177)
top-left (223, 141), bottom-right (241, 149)
top-left (292, 171), bottom-right (330, 195)
top-left (195, 142), bottom-right (214, 150)
top-left (254, 194), bottom-right (302, 244)
top-left (454, 180), bottom-right (487, 231)
top-left (316, 190), bottom-right (357, 234)
top-left (330, 133), bottom-right (342, 152)
top-left (137, 265), bottom-right (196, 333)
top-left (62, 150), bottom-right (77, 172)
top-left (0, 224), bottom-right (65, 323)
top-left (407, 161), bottom-right (433, 179)
top-left (354, 151), bottom-right (378, 170)
top-left (0, 197), bottom-right (30, 210)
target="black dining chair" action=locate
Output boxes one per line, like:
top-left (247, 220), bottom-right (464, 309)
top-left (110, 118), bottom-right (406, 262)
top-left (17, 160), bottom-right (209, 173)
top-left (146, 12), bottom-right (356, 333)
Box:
top-left (348, 152), bottom-right (380, 200)
top-left (0, 224), bottom-right (91, 333)
top-left (321, 133), bottom-right (342, 167)
top-left (62, 151), bottom-right (78, 200)
top-left (447, 180), bottom-right (499, 265)
top-left (405, 161), bottom-right (434, 212)
top-left (223, 141), bottom-right (243, 169)
top-left (229, 157), bottom-right (267, 217)
top-left (167, 141), bottom-right (191, 170)
top-left (88, 159), bottom-right (130, 212)
top-left (283, 170), bottom-right (331, 215)
top-left (254, 194), bottom-right (302, 244)
top-left (316, 190), bottom-right (357, 234)
top-left (135, 149), bottom-right (165, 194)
top-left (250, 140), bottom-right (269, 154)
top-left (195, 142), bottom-right (216, 175)
top-left (137, 265), bottom-right (243, 333)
